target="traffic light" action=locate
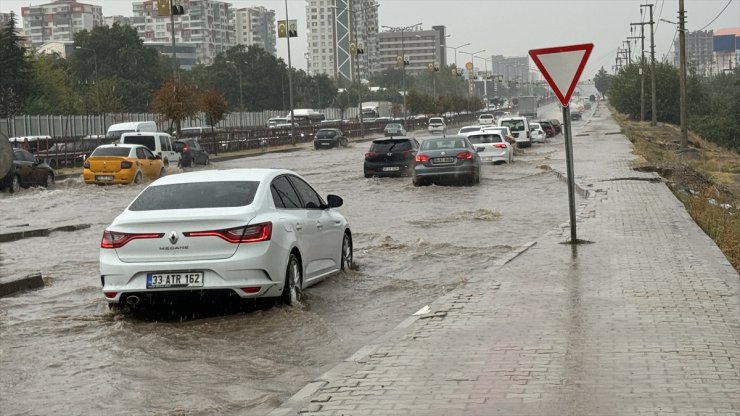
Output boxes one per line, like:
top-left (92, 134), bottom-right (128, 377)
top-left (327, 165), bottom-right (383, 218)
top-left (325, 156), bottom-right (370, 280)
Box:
top-left (171, 0), bottom-right (185, 15)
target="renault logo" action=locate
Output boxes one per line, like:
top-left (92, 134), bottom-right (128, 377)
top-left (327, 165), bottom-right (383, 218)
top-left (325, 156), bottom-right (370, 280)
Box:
top-left (169, 231), bottom-right (179, 245)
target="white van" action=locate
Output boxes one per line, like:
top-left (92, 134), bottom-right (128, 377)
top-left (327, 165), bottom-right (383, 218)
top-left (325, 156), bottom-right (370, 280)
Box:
top-left (498, 116), bottom-right (531, 148)
top-left (106, 121), bottom-right (157, 141)
top-left (120, 132), bottom-right (181, 167)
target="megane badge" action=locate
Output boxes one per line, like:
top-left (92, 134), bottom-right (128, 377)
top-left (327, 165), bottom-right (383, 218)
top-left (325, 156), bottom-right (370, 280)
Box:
top-left (169, 231), bottom-right (179, 245)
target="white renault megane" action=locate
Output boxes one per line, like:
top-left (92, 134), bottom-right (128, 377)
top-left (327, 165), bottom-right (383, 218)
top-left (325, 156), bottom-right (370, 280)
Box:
top-left (99, 168), bottom-right (353, 309)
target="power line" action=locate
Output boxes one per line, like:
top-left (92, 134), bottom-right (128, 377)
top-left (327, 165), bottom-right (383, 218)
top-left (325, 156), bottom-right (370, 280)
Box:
top-left (655, 0), bottom-right (665, 31)
top-left (697, 0), bottom-right (733, 31)
top-left (663, 29), bottom-right (678, 62)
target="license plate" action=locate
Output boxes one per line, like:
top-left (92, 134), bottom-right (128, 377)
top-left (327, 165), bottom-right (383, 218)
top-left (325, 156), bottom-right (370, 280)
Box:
top-left (321, 142), bottom-right (331, 146)
top-left (146, 272), bottom-right (204, 289)
top-left (382, 166), bottom-right (400, 171)
top-left (433, 157), bottom-right (454, 164)
top-left (96, 175), bottom-right (114, 182)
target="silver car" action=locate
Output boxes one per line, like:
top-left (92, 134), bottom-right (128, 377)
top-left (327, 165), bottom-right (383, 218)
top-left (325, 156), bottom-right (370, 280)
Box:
top-left (383, 123), bottom-right (407, 137)
top-left (99, 168), bottom-right (353, 310)
top-left (412, 135), bottom-right (481, 186)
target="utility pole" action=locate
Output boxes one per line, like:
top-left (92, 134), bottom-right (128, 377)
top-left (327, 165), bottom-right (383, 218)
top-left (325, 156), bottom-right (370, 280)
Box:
top-left (678, 0), bottom-right (688, 147)
top-left (629, 21), bottom-right (646, 121)
top-left (641, 3), bottom-right (657, 125)
top-left (623, 41), bottom-right (632, 64)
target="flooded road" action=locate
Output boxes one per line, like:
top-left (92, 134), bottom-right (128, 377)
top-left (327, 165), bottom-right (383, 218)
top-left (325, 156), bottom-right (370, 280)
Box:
top-left (0, 104), bottom-right (589, 415)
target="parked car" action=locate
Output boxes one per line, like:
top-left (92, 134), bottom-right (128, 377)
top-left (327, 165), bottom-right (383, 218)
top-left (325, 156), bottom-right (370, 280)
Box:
top-left (364, 136), bottom-right (420, 178)
top-left (83, 144), bottom-right (164, 185)
top-left (383, 123), bottom-right (407, 137)
top-left (173, 139), bottom-right (210, 167)
top-left (534, 120), bottom-right (556, 137)
top-left (99, 168), bottom-right (353, 309)
top-left (313, 129), bottom-right (348, 149)
top-left (458, 125), bottom-right (482, 135)
top-left (571, 112), bottom-right (582, 121)
top-left (120, 132), bottom-right (181, 168)
top-left (529, 123), bottom-right (547, 143)
top-left (0, 148), bottom-right (54, 193)
top-left (466, 131), bottom-right (512, 164)
top-left (106, 121), bottom-right (157, 141)
top-left (39, 136), bottom-right (103, 169)
top-left (549, 119), bottom-right (562, 134)
top-left (427, 117), bottom-right (447, 134)
top-left (498, 117), bottom-right (531, 148)
top-left (481, 126), bottom-right (515, 146)
top-left (412, 135), bottom-right (481, 186)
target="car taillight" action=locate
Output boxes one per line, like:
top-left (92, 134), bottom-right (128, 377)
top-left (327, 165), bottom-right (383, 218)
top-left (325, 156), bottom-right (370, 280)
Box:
top-left (182, 147), bottom-right (189, 153)
top-left (415, 154), bottom-right (430, 163)
top-left (365, 152), bottom-right (378, 159)
top-left (120, 161), bottom-right (133, 169)
top-left (83, 160), bottom-right (90, 169)
top-left (456, 151), bottom-right (474, 160)
top-left (494, 143), bottom-right (508, 149)
top-left (184, 222), bottom-right (272, 244)
top-left (101, 230), bottom-right (164, 249)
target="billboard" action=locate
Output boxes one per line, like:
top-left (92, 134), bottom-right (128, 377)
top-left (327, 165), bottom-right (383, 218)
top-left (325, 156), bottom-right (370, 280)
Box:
top-left (713, 34), bottom-right (736, 52)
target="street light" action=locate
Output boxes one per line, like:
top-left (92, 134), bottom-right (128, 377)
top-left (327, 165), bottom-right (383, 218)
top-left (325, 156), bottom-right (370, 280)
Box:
top-left (382, 23), bottom-right (422, 122)
top-left (75, 46), bottom-right (98, 85)
top-left (459, 49), bottom-right (485, 95)
top-left (444, 42), bottom-right (470, 75)
top-left (225, 60), bottom-right (244, 128)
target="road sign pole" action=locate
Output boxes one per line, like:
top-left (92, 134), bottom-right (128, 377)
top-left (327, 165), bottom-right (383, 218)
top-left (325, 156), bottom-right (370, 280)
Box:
top-left (562, 104), bottom-right (577, 243)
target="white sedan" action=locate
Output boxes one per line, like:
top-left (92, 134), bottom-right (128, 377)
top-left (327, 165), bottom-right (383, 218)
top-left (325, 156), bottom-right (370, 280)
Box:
top-left (466, 131), bottom-right (513, 164)
top-left (99, 168), bottom-right (353, 309)
top-left (529, 122), bottom-right (547, 143)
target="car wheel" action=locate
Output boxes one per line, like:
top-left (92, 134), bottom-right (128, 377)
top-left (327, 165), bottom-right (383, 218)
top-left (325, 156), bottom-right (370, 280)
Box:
top-left (159, 168), bottom-right (165, 178)
top-left (341, 232), bottom-right (353, 271)
top-left (9, 175), bottom-right (20, 194)
top-left (280, 253), bottom-right (302, 305)
top-left (474, 171), bottom-right (480, 185)
top-left (49, 159), bottom-right (57, 170)
top-left (43, 172), bottom-right (54, 188)
top-left (412, 177), bottom-right (425, 187)
top-left (133, 171), bottom-right (143, 184)
top-left (163, 159), bottom-right (170, 168)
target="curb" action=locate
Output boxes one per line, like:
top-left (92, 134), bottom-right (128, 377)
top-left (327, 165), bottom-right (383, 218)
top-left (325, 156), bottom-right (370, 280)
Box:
top-left (539, 164), bottom-right (591, 199)
top-left (0, 272), bottom-right (44, 298)
top-left (0, 223), bottom-right (91, 243)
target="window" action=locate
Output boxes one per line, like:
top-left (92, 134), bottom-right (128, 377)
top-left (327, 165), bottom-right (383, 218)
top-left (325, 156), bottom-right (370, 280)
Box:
top-left (129, 181), bottom-right (259, 211)
top-left (288, 176), bottom-right (323, 209)
top-left (136, 147), bottom-right (147, 159)
top-left (91, 147), bottom-right (132, 157)
top-left (270, 176), bottom-right (301, 209)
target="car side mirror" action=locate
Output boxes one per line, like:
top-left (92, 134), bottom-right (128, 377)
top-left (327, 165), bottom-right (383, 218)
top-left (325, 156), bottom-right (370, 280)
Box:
top-left (155, 155), bottom-right (162, 160)
top-left (326, 194), bottom-right (343, 208)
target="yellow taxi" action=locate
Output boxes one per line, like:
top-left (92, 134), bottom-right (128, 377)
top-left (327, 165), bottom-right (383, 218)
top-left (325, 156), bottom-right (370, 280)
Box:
top-left (83, 144), bottom-right (165, 185)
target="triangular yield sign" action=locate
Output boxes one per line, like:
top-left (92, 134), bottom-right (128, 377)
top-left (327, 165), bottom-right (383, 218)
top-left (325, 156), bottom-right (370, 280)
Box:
top-left (529, 43), bottom-right (594, 107)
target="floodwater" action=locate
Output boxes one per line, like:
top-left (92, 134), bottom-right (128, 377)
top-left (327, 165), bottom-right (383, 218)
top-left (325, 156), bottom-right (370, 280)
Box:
top-left (0, 102), bottom-right (588, 415)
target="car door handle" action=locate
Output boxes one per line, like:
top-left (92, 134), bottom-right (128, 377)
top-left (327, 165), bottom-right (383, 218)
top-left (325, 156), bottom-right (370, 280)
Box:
top-left (295, 223), bottom-right (302, 231)
top-left (316, 221), bottom-right (323, 230)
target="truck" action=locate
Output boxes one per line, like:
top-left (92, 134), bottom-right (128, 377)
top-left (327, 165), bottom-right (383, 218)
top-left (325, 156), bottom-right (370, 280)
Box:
top-left (517, 96), bottom-right (538, 118)
top-left (361, 101), bottom-right (393, 121)
top-left (285, 109), bottom-right (325, 125)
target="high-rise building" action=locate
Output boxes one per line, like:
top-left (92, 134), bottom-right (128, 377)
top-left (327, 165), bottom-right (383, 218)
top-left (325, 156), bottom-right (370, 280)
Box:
top-left (673, 30), bottom-right (714, 74)
top-left (234, 6), bottom-right (276, 55)
top-left (0, 12), bottom-right (14, 26)
top-left (432, 25), bottom-right (447, 68)
top-left (377, 25), bottom-right (443, 75)
top-left (490, 55), bottom-right (530, 83)
top-left (305, 0), bottom-right (379, 82)
top-left (132, 0), bottom-right (235, 65)
top-left (104, 16), bottom-right (132, 27)
top-left (20, 0), bottom-right (103, 46)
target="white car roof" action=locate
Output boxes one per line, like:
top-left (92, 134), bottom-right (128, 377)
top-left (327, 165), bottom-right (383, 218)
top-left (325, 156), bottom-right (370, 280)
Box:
top-left (96, 143), bottom-right (145, 150)
top-left (150, 168), bottom-right (294, 186)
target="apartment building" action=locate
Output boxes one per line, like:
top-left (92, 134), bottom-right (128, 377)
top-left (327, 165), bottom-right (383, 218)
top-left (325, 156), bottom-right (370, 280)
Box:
top-left (20, 0), bottom-right (103, 46)
top-left (234, 6), bottom-right (276, 55)
top-left (377, 26), bottom-right (444, 75)
top-left (490, 55), bottom-right (530, 82)
top-left (132, 0), bottom-right (235, 65)
top-left (305, 0), bottom-right (379, 82)
top-left (673, 30), bottom-right (714, 74)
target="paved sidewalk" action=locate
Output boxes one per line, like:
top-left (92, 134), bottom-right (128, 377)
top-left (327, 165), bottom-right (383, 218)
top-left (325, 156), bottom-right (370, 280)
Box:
top-left (269, 106), bottom-right (740, 416)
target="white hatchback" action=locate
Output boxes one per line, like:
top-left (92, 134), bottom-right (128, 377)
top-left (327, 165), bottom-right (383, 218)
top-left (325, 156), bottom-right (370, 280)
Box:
top-left (99, 168), bottom-right (353, 309)
top-left (466, 131), bottom-right (513, 164)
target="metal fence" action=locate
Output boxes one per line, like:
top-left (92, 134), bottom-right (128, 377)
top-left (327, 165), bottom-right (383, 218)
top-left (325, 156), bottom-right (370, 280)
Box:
top-left (0, 108), bottom-right (359, 138)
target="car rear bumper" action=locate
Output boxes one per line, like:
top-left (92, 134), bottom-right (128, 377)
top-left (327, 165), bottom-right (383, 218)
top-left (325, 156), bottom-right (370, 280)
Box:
top-left (99, 242), bottom-right (287, 303)
top-left (413, 163), bottom-right (477, 178)
top-left (479, 150), bottom-right (510, 163)
top-left (364, 160), bottom-right (413, 176)
top-left (314, 139), bottom-right (338, 148)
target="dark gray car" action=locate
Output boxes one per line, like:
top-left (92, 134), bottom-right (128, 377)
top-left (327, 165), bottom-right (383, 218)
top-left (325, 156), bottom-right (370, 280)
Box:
top-left (313, 129), bottom-right (348, 149)
top-left (412, 135), bottom-right (481, 186)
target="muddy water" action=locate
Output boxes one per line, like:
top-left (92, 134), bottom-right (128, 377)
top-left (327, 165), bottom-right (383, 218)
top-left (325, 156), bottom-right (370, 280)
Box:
top-left (0, 108), bottom-right (584, 415)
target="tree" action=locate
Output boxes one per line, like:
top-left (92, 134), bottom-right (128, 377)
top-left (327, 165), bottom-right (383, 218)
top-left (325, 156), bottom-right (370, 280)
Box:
top-left (200, 89), bottom-right (228, 128)
top-left (151, 79), bottom-right (198, 133)
top-left (0, 13), bottom-right (32, 117)
top-left (593, 67), bottom-right (612, 97)
top-left (24, 54), bottom-right (82, 115)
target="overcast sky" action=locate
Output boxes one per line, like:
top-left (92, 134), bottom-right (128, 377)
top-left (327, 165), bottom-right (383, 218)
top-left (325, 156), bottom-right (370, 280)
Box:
top-left (2, 0), bottom-right (738, 78)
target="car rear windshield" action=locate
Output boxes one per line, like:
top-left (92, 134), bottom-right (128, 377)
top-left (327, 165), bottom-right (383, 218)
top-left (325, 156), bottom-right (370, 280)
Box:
top-left (459, 127), bottom-right (480, 133)
top-left (429, 118), bottom-right (444, 124)
top-left (500, 120), bottom-right (525, 132)
top-left (316, 130), bottom-right (337, 138)
top-left (467, 134), bottom-right (503, 144)
top-left (122, 135), bottom-right (156, 151)
top-left (479, 115), bottom-right (493, 119)
top-left (370, 139), bottom-right (412, 152)
top-left (91, 147), bottom-right (131, 157)
top-left (128, 181), bottom-right (259, 211)
top-left (420, 138), bottom-right (467, 150)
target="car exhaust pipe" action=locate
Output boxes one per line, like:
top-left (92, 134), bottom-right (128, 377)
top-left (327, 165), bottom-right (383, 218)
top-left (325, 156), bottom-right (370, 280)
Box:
top-left (126, 295), bottom-right (140, 306)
